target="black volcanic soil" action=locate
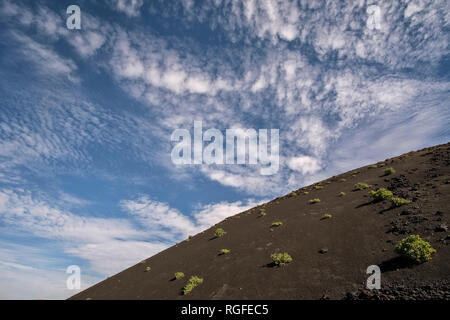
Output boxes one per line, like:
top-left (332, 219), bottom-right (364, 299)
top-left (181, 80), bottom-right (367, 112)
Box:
top-left (71, 143), bottom-right (450, 300)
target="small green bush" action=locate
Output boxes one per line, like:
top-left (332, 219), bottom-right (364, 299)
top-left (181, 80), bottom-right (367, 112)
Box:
top-left (303, 191), bottom-right (309, 194)
top-left (219, 249), bottom-right (230, 255)
top-left (259, 209), bottom-right (266, 217)
top-left (271, 221), bottom-right (283, 227)
top-left (354, 182), bottom-right (371, 190)
top-left (140, 260), bottom-right (147, 264)
top-left (174, 272), bottom-right (185, 279)
top-left (368, 165), bottom-right (377, 169)
top-left (314, 185), bottom-right (324, 190)
top-left (391, 197), bottom-right (411, 207)
top-left (321, 214), bottom-right (332, 220)
top-left (379, 163), bottom-right (386, 167)
top-left (145, 266), bottom-right (151, 272)
top-left (309, 198), bottom-right (321, 204)
top-left (288, 191), bottom-right (297, 197)
top-left (394, 235), bottom-right (436, 263)
top-left (384, 167), bottom-right (396, 175)
top-left (340, 178), bottom-right (347, 182)
top-left (339, 192), bottom-right (346, 196)
top-left (183, 276), bottom-right (204, 295)
top-left (271, 252), bottom-right (293, 266)
top-left (370, 188), bottom-right (393, 201)
top-left (214, 228), bottom-right (227, 238)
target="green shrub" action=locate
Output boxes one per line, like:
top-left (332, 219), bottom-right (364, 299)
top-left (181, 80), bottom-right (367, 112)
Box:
top-left (140, 260), bottom-right (147, 264)
top-left (174, 272), bottom-right (185, 279)
top-left (145, 266), bottom-right (151, 272)
top-left (314, 185), bottom-right (324, 190)
top-left (183, 276), bottom-right (204, 295)
top-left (303, 191), bottom-right (309, 195)
top-left (391, 197), bottom-right (411, 207)
top-left (379, 163), bottom-right (386, 167)
top-left (259, 209), bottom-right (266, 217)
top-left (340, 178), bottom-right (347, 182)
top-left (354, 182), bottom-right (371, 190)
top-left (394, 235), bottom-right (436, 263)
top-left (368, 165), bottom-right (377, 169)
top-left (321, 214), bottom-right (332, 220)
top-left (370, 188), bottom-right (393, 201)
top-left (214, 228), bottom-right (227, 238)
top-left (219, 249), bottom-right (230, 255)
top-left (384, 167), bottom-right (396, 175)
top-left (271, 252), bottom-right (293, 266)
top-left (339, 192), bottom-right (346, 196)
top-left (309, 198), bottom-right (321, 204)
top-left (271, 221), bottom-right (283, 227)
top-left (288, 191), bottom-right (297, 197)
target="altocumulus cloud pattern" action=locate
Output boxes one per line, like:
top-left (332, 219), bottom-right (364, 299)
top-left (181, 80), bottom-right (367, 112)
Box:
top-left (0, 0), bottom-right (448, 299)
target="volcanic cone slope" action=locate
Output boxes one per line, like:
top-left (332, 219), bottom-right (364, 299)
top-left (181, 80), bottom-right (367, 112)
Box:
top-left (71, 143), bottom-right (450, 300)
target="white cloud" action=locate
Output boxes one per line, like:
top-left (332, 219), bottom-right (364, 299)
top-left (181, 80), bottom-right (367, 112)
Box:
top-left (71, 31), bottom-right (106, 57)
top-left (174, 0), bottom-right (448, 69)
top-left (0, 190), bottom-right (144, 244)
top-left (287, 156), bottom-right (321, 175)
top-left (111, 0), bottom-right (144, 17)
top-left (11, 32), bottom-right (77, 79)
top-left (58, 192), bottom-right (93, 208)
top-left (65, 240), bottom-right (167, 275)
top-left (291, 117), bottom-right (335, 157)
top-left (34, 6), bottom-right (67, 38)
top-left (193, 199), bottom-right (262, 228)
top-left (199, 166), bottom-right (287, 196)
top-left (0, 188), bottom-right (261, 297)
top-left (120, 195), bottom-right (261, 237)
top-left (185, 75), bottom-right (212, 94)
top-left (404, 0), bottom-right (425, 18)
top-left (1, 1), bottom-right (108, 59)
top-left (0, 0), bottom-right (33, 25)
top-left (2, 0), bottom-right (448, 199)
top-left (251, 76), bottom-right (267, 92)
top-left (0, 243), bottom-right (101, 300)
top-left (111, 32), bottom-right (145, 78)
top-left (0, 189), bottom-right (162, 282)
top-left (120, 196), bottom-right (197, 238)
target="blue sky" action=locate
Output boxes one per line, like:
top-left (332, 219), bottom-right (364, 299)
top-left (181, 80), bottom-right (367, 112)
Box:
top-left (0, 0), bottom-right (448, 299)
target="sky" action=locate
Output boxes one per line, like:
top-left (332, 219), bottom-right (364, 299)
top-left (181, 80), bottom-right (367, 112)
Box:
top-left (0, 0), bottom-right (448, 299)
